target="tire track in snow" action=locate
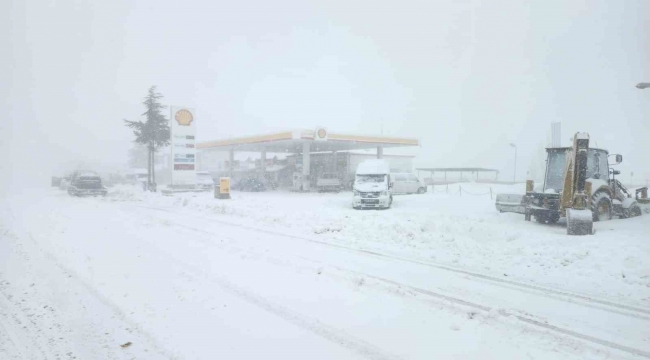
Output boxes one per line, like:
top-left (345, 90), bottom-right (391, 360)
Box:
top-left (327, 268), bottom-right (650, 359)
top-left (130, 203), bottom-right (650, 318)
top-left (11, 206), bottom-right (403, 360)
top-left (165, 222), bottom-right (650, 359)
top-left (115, 231), bottom-right (404, 360)
top-left (4, 208), bottom-right (180, 360)
top-left (0, 290), bottom-right (46, 360)
top-left (122, 204), bottom-right (650, 358)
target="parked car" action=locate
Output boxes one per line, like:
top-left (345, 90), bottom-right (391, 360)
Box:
top-left (233, 177), bottom-right (267, 192)
top-left (67, 171), bottom-right (107, 197)
top-left (317, 173), bottom-right (342, 192)
top-left (391, 173), bottom-right (427, 194)
top-left (196, 171), bottom-right (215, 191)
top-left (352, 160), bottom-right (392, 209)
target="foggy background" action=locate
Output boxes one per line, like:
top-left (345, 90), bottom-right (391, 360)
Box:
top-left (2, 0), bottom-right (649, 192)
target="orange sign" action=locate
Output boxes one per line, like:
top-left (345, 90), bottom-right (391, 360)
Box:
top-left (219, 178), bottom-right (230, 194)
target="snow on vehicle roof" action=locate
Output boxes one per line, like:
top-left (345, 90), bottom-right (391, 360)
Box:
top-left (356, 160), bottom-right (390, 175)
top-left (79, 172), bottom-right (99, 178)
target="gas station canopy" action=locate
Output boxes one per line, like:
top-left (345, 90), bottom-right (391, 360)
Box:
top-left (197, 129), bottom-right (419, 153)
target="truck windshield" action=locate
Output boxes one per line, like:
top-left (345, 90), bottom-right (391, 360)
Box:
top-left (355, 174), bottom-right (386, 184)
top-left (545, 149), bottom-right (567, 192)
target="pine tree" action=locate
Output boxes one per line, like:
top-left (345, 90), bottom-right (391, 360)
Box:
top-left (124, 86), bottom-right (171, 190)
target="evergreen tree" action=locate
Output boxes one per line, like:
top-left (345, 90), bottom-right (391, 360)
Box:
top-left (124, 86), bottom-right (170, 190)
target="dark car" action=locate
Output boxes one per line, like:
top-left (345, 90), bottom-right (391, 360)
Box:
top-left (234, 177), bottom-right (267, 192)
top-left (68, 171), bottom-right (108, 197)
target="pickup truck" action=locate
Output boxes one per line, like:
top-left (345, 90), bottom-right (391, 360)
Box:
top-left (317, 173), bottom-right (341, 192)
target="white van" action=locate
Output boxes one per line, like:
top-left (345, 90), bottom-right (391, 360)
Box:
top-left (352, 160), bottom-right (392, 209)
top-left (391, 173), bottom-right (427, 194)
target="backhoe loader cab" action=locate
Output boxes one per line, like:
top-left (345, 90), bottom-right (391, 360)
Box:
top-left (542, 147), bottom-right (610, 194)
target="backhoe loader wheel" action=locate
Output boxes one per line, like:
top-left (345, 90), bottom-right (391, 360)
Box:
top-left (623, 204), bottom-right (642, 218)
top-left (591, 192), bottom-right (612, 222)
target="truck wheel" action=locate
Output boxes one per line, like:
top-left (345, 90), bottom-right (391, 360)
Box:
top-left (417, 187), bottom-right (426, 194)
top-left (591, 192), bottom-right (612, 222)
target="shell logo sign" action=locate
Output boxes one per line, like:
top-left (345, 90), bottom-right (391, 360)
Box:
top-left (315, 127), bottom-right (328, 141)
top-left (175, 109), bottom-right (194, 126)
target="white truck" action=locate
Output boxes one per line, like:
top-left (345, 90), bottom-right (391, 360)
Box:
top-left (316, 173), bottom-right (342, 192)
top-left (352, 160), bottom-right (392, 210)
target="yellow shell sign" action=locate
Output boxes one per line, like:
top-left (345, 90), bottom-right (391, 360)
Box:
top-left (174, 109), bottom-right (194, 126)
top-left (317, 128), bottom-right (327, 138)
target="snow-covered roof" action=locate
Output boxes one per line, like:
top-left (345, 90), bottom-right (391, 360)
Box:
top-left (197, 129), bottom-right (419, 153)
top-left (356, 160), bottom-right (390, 175)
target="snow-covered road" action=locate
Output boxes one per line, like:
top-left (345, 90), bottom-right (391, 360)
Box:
top-left (1, 186), bottom-right (649, 359)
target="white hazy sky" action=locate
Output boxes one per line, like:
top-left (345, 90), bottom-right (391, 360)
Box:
top-left (2, 0), bottom-right (649, 188)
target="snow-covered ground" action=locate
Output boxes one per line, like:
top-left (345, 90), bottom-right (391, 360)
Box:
top-left (0, 184), bottom-right (648, 359)
top-left (111, 182), bottom-right (650, 302)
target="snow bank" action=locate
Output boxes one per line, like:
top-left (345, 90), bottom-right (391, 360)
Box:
top-left (104, 184), bottom-right (146, 202)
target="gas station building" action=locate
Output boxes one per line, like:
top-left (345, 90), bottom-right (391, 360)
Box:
top-left (196, 129), bottom-right (419, 191)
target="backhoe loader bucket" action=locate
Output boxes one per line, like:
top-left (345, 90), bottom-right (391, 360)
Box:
top-left (566, 208), bottom-right (593, 235)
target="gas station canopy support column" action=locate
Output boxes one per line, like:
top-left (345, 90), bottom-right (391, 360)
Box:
top-left (228, 149), bottom-right (234, 179)
top-left (377, 146), bottom-right (384, 159)
top-left (260, 147), bottom-right (266, 176)
top-left (302, 142), bottom-right (310, 191)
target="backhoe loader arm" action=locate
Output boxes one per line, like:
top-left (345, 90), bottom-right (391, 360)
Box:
top-left (563, 132), bottom-right (593, 235)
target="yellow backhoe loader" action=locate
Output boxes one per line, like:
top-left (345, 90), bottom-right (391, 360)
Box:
top-left (496, 132), bottom-right (646, 235)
